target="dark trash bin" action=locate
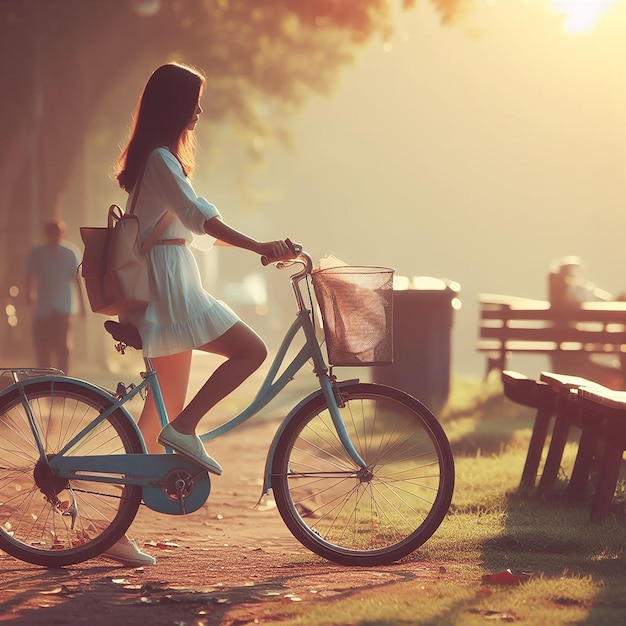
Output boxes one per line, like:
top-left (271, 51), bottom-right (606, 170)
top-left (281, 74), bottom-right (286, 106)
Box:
top-left (373, 276), bottom-right (460, 410)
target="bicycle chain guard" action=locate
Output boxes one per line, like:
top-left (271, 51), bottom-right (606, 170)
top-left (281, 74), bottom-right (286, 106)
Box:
top-left (141, 457), bottom-right (211, 515)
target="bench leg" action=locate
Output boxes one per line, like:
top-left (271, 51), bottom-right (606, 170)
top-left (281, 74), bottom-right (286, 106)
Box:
top-left (566, 427), bottom-right (598, 504)
top-left (485, 352), bottom-right (507, 381)
top-left (590, 445), bottom-right (623, 522)
top-left (519, 408), bottom-right (552, 490)
top-left (537, 415), bottom-right (571, 494)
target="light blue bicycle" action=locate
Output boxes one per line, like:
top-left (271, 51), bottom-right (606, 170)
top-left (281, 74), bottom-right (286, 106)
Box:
top-left (0, 249), bottom-right (454, 567)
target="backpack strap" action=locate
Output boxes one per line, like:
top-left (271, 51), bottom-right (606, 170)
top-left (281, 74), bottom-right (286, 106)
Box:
top-left (127, 159), bottom-right (147, 217)
top-left (127, 149), bottom-right (176, 254)
top-left (141, 212), bottom-right (175, 254)
top-left (128, 145), bottom-right (170, 216)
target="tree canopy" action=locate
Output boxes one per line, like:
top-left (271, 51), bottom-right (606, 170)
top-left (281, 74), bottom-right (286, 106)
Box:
top-left (0, 0), bottom-right (466, 276)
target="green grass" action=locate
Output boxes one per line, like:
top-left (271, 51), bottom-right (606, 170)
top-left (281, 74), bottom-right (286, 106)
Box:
top-left (254, 375), bottom-right (626, 625)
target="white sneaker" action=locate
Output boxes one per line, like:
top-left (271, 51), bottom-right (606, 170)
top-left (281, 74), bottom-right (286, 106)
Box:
top-left (158, 423), bottom-right (223, 475)
top-left (103, 536), bottom-right (156, 566)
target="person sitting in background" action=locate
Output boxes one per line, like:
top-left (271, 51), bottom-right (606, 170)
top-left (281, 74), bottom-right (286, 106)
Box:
top-left (548, 256), bottom-right (622, 389)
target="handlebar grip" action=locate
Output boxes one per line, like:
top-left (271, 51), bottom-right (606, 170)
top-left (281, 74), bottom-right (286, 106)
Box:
top-left (261, 238), bottom-right (301, 266)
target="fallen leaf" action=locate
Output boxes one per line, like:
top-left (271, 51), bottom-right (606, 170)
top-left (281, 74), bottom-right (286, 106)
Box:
top-left (144, 540), bottom-right (180, 549)
top-left (485, 612), bottom-right (516, 622)
top-left (482, 569), bottom-right (534, 586)
top-left (468, 608), bottom-right (518, 622)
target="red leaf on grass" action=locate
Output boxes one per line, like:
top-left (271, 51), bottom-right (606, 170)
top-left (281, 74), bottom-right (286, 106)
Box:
top-left (482, 569), bottom-right (534, 586)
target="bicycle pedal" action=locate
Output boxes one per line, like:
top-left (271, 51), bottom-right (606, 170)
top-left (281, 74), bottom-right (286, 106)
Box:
top-left (175, 480), bottom-right (187, 515)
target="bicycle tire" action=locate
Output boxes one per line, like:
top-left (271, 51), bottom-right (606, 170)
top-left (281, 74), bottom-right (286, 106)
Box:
top-left (0, 378), bottom-right (143, 566)
top-left (271, 382), bottom-right (454, 566)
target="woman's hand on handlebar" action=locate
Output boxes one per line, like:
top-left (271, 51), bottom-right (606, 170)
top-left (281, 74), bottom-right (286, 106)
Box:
top-left (259, 238), bottom-right (301, 266)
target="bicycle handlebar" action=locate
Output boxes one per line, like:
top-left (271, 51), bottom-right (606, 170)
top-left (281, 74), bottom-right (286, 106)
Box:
top-left (260, 238), bottom-right (305, 268)
top-left (261, 240), bottom-right (313, 313)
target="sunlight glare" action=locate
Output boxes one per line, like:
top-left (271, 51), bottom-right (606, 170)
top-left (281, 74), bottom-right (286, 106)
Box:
top-left (550, 0), bottom-right (619, 34)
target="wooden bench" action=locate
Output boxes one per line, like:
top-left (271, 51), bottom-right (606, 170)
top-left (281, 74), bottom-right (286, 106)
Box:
top-left (501, 370), bottom-right (558, 490)
top-left (502, 370), bottom-right (606, 493)
top-left (575, 387), bottom-right (626, 521)
top-left (478, 293), bottom-right (626, 385)
top-left (503, 370), bottom-right (626, 521)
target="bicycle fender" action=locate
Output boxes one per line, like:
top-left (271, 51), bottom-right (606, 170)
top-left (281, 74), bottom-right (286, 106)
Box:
top-left (261, 379), bottom-right (359, 496)
top-left (0, 375), bottom-right (146, 452)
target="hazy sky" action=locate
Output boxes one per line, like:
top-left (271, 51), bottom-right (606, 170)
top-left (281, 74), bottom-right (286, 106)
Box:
top-left (197, 0), bottom-right (626, 378)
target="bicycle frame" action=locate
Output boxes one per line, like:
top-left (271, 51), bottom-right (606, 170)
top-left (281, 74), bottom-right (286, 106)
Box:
top-left (198, 306), bottom-right (366, 493)
top-left (194, 260), bottom-right (369, 484)
top-left (1, 254), bottom-right (368, 504)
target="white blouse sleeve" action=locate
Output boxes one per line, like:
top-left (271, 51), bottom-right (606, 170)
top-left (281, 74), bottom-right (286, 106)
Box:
top-left (144, 147), bottom-right (221, 234)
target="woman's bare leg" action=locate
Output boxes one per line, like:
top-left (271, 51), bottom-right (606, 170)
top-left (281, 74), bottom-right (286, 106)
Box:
top-left (137, 351), bottom-right (192, 452)
top-left (106, 352), bottom-right (190, 563)
top-left (169, 321), bottom-right (267, 435)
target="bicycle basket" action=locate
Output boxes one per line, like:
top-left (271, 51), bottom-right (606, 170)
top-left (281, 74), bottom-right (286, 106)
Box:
top-left (311, 265), bottom-right (394, 366)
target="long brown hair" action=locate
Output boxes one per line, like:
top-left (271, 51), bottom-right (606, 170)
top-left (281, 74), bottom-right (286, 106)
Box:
top-left (116, 62), bottom-right (206, 192)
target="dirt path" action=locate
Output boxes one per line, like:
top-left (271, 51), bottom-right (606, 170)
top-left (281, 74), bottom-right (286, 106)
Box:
top-left (0, 373), bottom-right (461, 625)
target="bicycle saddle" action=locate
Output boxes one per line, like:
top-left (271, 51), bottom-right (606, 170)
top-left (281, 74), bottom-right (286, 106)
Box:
top-left (104, 320), bottom-right (143, 350)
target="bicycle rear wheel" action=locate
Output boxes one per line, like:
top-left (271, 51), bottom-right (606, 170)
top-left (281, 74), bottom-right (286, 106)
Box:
top-left (0, 379), bottom-right (143, 566)
top-left (271, 382), bottom-right (454, 566)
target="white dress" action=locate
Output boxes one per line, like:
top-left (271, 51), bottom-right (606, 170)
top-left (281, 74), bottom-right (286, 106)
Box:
top-left (122, 147), bottom-right (239, 357)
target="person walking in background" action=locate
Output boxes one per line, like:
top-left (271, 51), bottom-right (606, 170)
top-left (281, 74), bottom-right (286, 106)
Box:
top-left (24, 219), bottom-right (85, 375)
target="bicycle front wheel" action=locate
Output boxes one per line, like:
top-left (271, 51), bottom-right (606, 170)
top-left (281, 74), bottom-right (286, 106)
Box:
top-left (271, 383), bottom-right (454, 566)
top-left (0, 379), bottom-right (143, 566)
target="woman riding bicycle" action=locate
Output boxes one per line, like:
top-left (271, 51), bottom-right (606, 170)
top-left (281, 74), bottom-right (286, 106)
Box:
top-left (111, 62), bottom-right (295, 563)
